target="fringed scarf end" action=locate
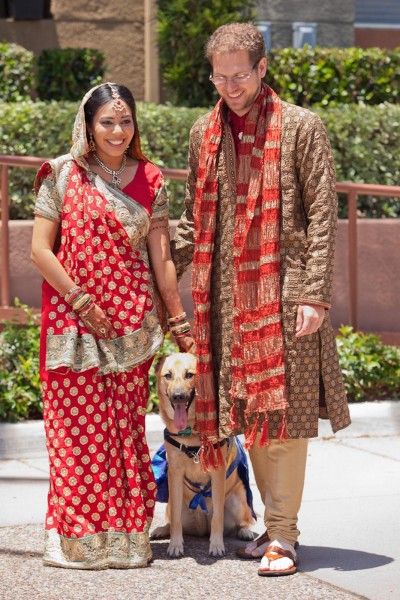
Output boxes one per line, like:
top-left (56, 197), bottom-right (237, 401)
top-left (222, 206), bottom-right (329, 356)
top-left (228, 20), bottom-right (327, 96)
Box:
top-left (199, 438), bottom-right (225, 472)
top-left (244, 415), bottom-right (259, 450)
top-left (229, 402), bottom-right (240, 431)
top-left (278, 412), bottom-right (288, 441)
top-left (259, 416), bottom-right (270, 447)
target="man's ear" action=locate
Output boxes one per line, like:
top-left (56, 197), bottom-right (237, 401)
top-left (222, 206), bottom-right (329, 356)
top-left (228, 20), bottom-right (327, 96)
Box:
top-left (259, 56), bottom-right (268, 79)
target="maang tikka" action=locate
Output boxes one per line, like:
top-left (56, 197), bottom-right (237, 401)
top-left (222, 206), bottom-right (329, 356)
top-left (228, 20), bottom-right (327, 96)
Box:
top-left (109, 84), bottom-right (125, 113)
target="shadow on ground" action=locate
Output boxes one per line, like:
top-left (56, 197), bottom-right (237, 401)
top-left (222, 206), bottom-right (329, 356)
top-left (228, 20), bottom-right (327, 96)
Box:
top-left (152, 536), bottom-right (393, 572)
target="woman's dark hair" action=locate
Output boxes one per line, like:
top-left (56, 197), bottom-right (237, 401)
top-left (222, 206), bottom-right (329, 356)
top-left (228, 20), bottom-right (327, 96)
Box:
top-left (84, 83), bottom-right (146, 160)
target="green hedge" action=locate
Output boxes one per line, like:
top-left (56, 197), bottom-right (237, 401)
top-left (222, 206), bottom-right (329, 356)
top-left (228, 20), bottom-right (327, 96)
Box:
top-left (1, 100), bottom-right (399, 219)
top-left (267, 46), bottom-right (400, 108)
top-left (0, 42), bottom-right (35, 102)
top-left (0, 42), bottom-right (105, 102)
top-left (1, 314), bottom-right (398, 422)
top-left (37, 48), bottom-right (105, 101)
top-left (337, 326), bottom-right (400, 402)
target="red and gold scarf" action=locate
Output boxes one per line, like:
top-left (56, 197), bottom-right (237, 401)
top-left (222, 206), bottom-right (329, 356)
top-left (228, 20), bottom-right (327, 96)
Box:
top-left (192, 84), bottom-right (288, 469)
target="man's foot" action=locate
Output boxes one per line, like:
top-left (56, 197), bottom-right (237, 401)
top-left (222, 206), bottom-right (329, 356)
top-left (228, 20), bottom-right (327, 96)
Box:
top-left (235, 529), bottom-right (270, 559)
top-left (258, 539), bottom-right (297, 577)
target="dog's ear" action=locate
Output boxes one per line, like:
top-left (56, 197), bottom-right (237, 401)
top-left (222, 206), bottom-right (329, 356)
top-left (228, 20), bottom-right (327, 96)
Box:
top-left (154, 355), bottom-right (166, 374)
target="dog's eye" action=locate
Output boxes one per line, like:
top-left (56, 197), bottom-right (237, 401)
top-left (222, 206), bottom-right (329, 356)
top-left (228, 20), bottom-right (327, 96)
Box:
top-left (185, 372), bottom-right (194, 379)
top-left (164, 372), bottom-right (172, 380)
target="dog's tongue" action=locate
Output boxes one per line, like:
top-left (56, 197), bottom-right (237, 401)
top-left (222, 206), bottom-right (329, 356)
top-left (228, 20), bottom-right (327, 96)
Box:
top-left (173, 404), bottom-right (188, 431)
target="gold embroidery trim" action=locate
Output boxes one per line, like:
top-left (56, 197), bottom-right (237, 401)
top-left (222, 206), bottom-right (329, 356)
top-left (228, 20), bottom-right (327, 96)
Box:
top-left (43, 526), bottom-right (152, 569)
top-left (45, 310), bottom-right (163, 374)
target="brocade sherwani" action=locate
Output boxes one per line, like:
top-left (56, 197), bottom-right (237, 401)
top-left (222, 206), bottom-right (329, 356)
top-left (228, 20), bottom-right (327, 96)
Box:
top-left (171, 101), bottom-right (350, 440)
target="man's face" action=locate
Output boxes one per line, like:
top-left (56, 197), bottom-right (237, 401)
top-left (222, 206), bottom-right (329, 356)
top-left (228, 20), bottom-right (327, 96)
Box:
top-left (211, 49), bottom-right (267, 116)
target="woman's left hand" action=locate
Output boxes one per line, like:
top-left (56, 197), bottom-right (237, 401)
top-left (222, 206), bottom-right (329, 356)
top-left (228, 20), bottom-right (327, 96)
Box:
top-left (174, 334), bottom-right (196, 354)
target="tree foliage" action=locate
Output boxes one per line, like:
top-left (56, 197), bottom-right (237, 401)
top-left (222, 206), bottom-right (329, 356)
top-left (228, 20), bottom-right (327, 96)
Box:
top-left (157, 0), bottom-right (255, 107)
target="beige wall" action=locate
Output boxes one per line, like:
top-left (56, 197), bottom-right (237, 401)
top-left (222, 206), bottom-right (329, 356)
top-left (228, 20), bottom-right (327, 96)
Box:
top-left (0, 0), bottom-right (150, 101)
top-left (1, 219), bottom-right (399, 342)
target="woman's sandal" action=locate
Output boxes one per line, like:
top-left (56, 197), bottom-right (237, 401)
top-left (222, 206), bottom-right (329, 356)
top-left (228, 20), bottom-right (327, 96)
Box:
top-left (257, 545), bottom-right (297, 577)
top-left (236, 529), bottom-right (298, 560)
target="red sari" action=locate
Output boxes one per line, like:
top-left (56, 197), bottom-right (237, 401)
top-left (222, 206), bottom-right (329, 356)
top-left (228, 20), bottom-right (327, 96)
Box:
top-left (35, 157), bottom-right (167, 569)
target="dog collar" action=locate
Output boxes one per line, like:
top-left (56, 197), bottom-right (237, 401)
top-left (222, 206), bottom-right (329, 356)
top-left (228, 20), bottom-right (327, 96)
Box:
top-left (177, 426), bottom-right (192, 436)
top-left (163, 428), bottom-right (228, 462)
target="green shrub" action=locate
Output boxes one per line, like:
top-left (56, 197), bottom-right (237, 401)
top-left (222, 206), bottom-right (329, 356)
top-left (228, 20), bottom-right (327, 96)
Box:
top-left (37, 48), bottom-right (105, 101)
top-left (267, 46), bottom-right (400, 108)
top-left (1, 100), bottom-right (399, 219)
top-left (0, 42), bottom-right (35, 102)
top-left (0, 302), bottom-right (177, 422)
top-left (336, 326), bottom-right (400, 402)
top-left (0, 302), bottom-right (41, 422)
top-left (0, 309), bottom-right (398, 422)
top-left (158, 0), bottom-right (255, 107)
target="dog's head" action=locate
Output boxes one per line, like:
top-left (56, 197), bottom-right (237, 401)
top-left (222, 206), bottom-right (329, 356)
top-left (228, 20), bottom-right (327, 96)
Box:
top-left (156, 352), bottom-right (197, 432)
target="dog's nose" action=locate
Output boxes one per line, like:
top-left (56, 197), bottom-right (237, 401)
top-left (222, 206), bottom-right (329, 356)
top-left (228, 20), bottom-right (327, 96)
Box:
top-left (171, 391), bottom-right (187, 403)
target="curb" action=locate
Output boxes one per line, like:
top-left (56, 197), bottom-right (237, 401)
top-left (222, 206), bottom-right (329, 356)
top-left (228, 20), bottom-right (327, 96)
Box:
top-left (0, 413), bottom-right (165, 460)
top-left (1, 402), bottom-right (399, 460)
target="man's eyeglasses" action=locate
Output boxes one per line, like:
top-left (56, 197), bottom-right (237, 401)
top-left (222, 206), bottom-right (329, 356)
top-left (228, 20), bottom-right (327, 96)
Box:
top-left (209, 61), bottom-right (260, 87)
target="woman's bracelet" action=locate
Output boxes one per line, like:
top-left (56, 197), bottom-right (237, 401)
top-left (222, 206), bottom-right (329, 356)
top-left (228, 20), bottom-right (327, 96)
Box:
top-left (64, 285), bottom-right (82, 305)
top-left (173, 330), bottom-right (192, 339)
top-left (72, 293), bottom-right (92, 314)
top-left (170, 321), bottom-right (191, 336)
top-left (168, 312), bottom-right (187, 326)
top-left (79, 299), bottom-right (95, 318)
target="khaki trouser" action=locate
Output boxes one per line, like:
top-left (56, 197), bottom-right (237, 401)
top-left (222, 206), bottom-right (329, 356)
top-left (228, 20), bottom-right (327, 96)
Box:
top-left (248, 436), bottom-right (309, 546)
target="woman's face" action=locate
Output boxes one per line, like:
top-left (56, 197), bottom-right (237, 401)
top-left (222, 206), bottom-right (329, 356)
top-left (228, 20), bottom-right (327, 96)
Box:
top-left (88, 99), bottom-right (135, 161)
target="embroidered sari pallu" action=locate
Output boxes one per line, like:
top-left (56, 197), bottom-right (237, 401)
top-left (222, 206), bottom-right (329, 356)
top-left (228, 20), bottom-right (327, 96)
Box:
top-left (36, 158), bottom-right (164, 569)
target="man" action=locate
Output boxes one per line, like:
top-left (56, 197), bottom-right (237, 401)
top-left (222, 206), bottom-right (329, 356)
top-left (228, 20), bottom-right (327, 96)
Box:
top-left (171, 22), bottom-right (350, 576)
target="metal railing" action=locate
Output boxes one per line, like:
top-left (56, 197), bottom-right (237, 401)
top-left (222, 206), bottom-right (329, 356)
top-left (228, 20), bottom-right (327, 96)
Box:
top-left (1, 154), bottom-right (400, 329)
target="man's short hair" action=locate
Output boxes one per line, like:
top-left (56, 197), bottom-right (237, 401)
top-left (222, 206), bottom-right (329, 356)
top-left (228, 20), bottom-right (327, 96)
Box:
top-left (205, 22), bottom-right (266, 66)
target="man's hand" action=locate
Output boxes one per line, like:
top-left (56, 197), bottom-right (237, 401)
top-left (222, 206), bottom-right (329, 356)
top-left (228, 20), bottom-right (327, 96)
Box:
top-left (295, 304), bottom-right (325, 338)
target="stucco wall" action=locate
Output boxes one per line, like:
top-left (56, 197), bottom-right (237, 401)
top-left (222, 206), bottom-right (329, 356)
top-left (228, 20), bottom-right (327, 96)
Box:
top-left (0, 0), bottom-right (145, 99)
top-left (1, 219), bottom-right (399, 340)
top-left (256, 0), bottom-right (355, 47)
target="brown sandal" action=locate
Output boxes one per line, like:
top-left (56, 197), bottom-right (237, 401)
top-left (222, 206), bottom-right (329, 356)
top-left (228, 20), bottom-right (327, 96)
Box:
top-left (235, 530), bottom-right (271, 559)
top-left (257, 545), bottom-right (297, 577)
top-left (236, 530), bottom-right (299, 560)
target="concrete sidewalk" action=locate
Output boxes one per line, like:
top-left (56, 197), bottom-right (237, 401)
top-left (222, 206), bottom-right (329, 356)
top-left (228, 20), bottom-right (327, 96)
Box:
top-left (0, 401), bottom-right (399, 600)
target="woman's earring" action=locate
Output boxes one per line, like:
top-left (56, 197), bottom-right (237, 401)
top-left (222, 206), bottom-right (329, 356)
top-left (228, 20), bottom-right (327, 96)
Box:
top-left (89, 133), bottom-right (96, 151)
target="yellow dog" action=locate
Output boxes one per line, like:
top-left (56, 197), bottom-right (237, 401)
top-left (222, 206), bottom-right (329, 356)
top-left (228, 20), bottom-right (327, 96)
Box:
top-left (151, 353), bottom-right (256, 557)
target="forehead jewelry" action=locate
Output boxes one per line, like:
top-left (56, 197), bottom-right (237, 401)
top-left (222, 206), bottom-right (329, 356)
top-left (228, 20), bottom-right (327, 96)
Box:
top-left (109, 84), bottom-right (125, 113)
top-left (93, 152), bottom-right (127, 189)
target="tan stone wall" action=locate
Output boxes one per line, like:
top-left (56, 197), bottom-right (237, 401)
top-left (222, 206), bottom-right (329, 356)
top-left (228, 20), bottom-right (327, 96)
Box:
top-left (0, 0), bottom-right (146, 100)
top-left (1, 220), bottom-right (400, 342)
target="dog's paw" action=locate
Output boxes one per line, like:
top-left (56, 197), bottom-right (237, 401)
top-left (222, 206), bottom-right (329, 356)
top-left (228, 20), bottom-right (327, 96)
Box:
top-left (209, 538), bottom-right (225, 557)
top-left (150, 524), bottom-right (171, 540)
top-left (237, 527), bottom-right (257, 541)
top-left (167, 539), bottom-right (184, 558)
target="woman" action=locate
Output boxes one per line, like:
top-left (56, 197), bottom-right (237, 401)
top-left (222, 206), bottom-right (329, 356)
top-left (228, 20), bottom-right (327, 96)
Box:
top-left (31, 82), bottom-right (193, 569)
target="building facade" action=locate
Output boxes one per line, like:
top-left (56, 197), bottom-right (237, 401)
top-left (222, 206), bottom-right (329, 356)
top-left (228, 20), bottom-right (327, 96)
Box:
top-left (0, 0), bottom-right (159, 102)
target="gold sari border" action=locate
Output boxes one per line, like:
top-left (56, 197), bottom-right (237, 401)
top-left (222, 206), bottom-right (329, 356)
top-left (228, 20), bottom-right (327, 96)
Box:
top-left (43, 526), bottom-right (152, 570)
top-left (45, 312), bottom-right (163, 374)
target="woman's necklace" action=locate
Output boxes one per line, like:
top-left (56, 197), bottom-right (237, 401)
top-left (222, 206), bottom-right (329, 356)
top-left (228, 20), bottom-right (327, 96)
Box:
top-left (93, 153), bottom-right (127, 189)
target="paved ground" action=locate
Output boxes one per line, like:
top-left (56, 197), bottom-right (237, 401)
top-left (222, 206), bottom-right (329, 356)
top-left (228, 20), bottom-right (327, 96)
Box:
top-left (0, 401), bottom-right (399, 600)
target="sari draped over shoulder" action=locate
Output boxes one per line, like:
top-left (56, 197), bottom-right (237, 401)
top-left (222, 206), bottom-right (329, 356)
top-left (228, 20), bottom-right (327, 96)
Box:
top-left (35, 156), bottom-right (164, 375)
top-left (34, 83), bottom-right (168, 569)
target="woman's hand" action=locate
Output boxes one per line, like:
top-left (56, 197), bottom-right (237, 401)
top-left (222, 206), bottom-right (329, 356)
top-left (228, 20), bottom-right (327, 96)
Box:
top-left (174, 334), bottom-right (196, 354)
top-left (80, 304), bottom-right (116, 339)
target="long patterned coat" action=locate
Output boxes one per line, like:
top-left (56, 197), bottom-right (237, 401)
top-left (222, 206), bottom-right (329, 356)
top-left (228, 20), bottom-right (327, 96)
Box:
top-left (171, 101), bottom-right (350, 440)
